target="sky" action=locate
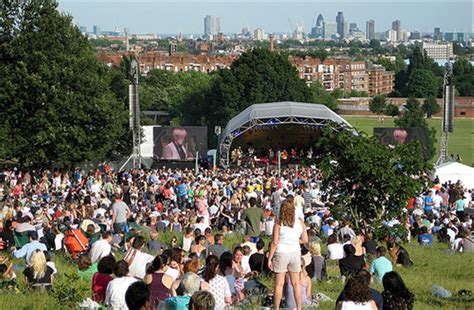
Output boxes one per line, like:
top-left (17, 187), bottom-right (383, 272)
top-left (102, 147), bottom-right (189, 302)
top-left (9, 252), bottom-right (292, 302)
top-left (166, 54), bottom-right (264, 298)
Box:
top-left (58, 0), bottom-right (473, 35)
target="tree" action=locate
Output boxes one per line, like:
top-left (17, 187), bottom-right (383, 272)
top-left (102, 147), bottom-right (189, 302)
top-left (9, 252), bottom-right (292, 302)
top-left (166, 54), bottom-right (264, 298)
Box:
top-left (395, 98), bottom-right (437, 159)
top-left (0, 1), bottom-right (129, 167)
top-left (316, 123), bottom-right (430, 229)
top-left (453, 57), bottom-right (474, 96)
top-left (385, 103), bottom-right (400, 117)
top-left (406, 69), bottom-right (439, 98)
top-left (310, 81), bottom-right (338, 111)
top-left (204, 48), bottom-right (312, 135)
top-left (422, 96), bottom-right (441, 118)
top-left (369, 95), bottom-right (387, 115)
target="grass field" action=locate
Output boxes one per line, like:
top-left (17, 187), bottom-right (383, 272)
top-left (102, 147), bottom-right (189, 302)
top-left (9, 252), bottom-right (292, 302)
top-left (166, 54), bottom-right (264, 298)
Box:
top-left (342, 116), bottom-right (474, 166)
top-left (0, 232), bottom-right (473, 309)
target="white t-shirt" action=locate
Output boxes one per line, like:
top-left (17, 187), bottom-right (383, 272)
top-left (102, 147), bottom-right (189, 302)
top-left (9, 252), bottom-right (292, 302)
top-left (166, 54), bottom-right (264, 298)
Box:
top-left (327, 243), bottom-right (345, 260)
top-left (105, 276), bottom-right (138, 310)
top-left (433, 195), bottom-right (443, 208)
top-left (89, 239), bottom-right (112, 264)
top-left (209, 275), bottom-right (231, 310)
top-left (128, 251), bottom-right (154, 279)
top-left (340, 301), bottom-right (373, 309)
top-left (241, 256), bottom-right (251, 273)
top-left (182, 236), bottom-right (193, 252)
top-left (165, 267), bottom-right (180, 281)
top-left (275, 219), bottom-right (303, 254)
top-left (265, 219), bottom-right (275, 236)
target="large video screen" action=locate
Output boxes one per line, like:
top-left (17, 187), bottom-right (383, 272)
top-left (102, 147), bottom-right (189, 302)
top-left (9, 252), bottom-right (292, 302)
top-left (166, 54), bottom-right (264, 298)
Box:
top-left (374, 127), bottom-right (429, 156)
top-left (153, 127), bottom-right (207, 161)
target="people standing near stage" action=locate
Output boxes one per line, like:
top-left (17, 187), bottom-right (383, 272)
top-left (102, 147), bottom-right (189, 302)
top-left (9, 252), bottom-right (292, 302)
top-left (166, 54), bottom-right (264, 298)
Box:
top-left (241, 197), bottom-right (264, 243)
top-left (112, 193), bottom-right (130, 234)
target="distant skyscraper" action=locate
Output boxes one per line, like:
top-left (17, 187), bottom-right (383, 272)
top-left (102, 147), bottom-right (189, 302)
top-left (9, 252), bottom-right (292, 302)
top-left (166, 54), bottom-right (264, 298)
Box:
top-left (410, 30), bottom-right (421, 40)
top-left (349, 23), bottom-right (357, 33)
top-left (79, 26), bottom-right (87, 34)
top-left (204, 15), bottom-right (221, 38)
top-left (324, 22), bottom-right (337, 39)
top-left (434, 27), bottom-right (443, 40)
top-left (311, 14), bottom-right (325, 38)
top-left (254, 28), bottom-right (265, 41)
top-left (366, 20), bottom-right (375, 40)
top-left (386, 29), bottom-right (397, 42)
top-left (392, 20), bottom-right (401, 41)
top-left (93, 25), bottom-right (101, 35)
top-left (336, 12), bottom-right (346, 39)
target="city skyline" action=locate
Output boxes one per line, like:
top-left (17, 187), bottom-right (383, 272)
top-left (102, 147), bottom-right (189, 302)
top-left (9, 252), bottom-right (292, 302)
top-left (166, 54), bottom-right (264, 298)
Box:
top-left (58, 1), bottom-right (472, 35)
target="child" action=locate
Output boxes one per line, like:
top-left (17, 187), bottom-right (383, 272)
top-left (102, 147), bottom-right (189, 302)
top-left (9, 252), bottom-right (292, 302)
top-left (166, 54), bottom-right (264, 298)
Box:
top-left (241, 245), bottom-right (251, 273)
top-left (0, 256), bottom-right (16, 290)
top-left (284, 258), bottom-right (318, 308)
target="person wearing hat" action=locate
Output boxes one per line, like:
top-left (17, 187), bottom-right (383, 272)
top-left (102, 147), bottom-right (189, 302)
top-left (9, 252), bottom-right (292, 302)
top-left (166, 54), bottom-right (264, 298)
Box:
top-left (12, 230), bottom-right (47, 265)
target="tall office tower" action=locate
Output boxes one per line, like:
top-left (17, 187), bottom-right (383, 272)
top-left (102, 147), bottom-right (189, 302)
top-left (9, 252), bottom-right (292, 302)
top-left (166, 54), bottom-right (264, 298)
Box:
top-left (336, 12), bottom-right (346, 39)
top-left (93, 25), bottom-right (101, 35)
top-left (349, 23), bottom-right (357, 33)
top-left (254, 28), bottom-right (265, 41)
top-left (79, 26), bottom-right (87, 34)
top-left (366, 19), bottom-right (375, 40)
top-left (324, 22), bottom-right (337, 39)
top-left (434, 27), bottom-right (443, 40)
top-left (204, 15), bottom-right (221, 38)
top-left (311, 14), bottom-right (325, 38)
top-left (391, 20), bottom-right (401, 42)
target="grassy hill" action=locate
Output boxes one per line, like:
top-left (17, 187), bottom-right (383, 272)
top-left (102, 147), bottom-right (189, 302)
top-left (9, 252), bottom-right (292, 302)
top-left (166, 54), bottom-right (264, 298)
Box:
top-left (343, 116), bottom-right (474, 165)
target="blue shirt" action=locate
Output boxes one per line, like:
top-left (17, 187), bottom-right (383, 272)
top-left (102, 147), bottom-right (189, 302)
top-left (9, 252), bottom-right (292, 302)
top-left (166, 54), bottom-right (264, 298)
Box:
top-left (424, 196), bottom-right (433, 212)
top-left (13, 240), bottom-right (48, 264)
top-left (418, 234), bottom-right (433, 246)
top-left (177, 184), bottom-right (188, 197)
top-left (369, 256), bottom-right (393, 283)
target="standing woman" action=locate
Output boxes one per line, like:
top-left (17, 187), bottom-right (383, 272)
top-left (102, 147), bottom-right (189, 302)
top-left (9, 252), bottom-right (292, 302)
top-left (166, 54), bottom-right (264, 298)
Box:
top-left (268, 199), bottom-right (308, 310)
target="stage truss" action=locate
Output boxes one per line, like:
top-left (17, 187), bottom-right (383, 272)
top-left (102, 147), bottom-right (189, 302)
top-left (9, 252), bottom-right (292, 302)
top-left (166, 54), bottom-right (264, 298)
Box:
top-left (219, 116), bottom-right (332, 167)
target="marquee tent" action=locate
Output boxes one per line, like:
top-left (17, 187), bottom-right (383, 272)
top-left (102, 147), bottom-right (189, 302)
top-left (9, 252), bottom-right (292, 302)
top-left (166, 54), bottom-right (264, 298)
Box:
top-left (435, 162), bottom-right (474, 189)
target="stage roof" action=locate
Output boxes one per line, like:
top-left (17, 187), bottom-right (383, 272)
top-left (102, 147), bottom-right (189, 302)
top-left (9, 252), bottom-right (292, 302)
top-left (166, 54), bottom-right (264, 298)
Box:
top-left (219, 101), bottom-right (351, 144)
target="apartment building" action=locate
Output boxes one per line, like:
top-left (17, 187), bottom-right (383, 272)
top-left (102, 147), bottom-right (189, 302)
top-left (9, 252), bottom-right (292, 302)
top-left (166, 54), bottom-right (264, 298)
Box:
top-left (97, 52), bottom-right (394, 95)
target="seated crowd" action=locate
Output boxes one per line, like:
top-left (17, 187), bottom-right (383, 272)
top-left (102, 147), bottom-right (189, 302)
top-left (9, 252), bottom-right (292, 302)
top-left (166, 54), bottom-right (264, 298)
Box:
top-left (0, 166), bottom-right (472, 310)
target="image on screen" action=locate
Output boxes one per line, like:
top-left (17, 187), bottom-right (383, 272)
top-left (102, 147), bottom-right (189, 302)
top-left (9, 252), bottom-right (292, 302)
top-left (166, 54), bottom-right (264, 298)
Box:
top-left (153, 127), bottom-right (208, 161)
top-left (374, 127), bottom-right (429, 157)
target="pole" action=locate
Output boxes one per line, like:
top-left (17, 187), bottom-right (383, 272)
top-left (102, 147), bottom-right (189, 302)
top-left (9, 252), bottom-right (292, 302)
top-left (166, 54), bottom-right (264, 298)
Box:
top-left (277, 150), bottom-right (281, 178)
top-left (195, 151), bottom-right (199, 175)
top-left (213, 152), bottom-right (216, 172)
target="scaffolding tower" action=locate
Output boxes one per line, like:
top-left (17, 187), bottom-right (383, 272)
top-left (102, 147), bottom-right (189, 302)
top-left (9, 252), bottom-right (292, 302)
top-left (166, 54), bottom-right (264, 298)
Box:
top-left (436, 60), bottom-right (454, 166)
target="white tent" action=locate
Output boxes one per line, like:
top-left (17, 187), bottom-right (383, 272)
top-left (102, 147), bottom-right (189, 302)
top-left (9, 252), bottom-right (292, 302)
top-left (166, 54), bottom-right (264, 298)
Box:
top-left (435, 162), bottom-right (474, 189)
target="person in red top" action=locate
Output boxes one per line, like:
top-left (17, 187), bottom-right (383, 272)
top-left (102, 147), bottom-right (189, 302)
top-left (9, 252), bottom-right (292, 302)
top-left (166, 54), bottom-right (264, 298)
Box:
top-left (92, 255), bottom-right (116, 304)
top-left (407, 197), bottom-right (415, 215)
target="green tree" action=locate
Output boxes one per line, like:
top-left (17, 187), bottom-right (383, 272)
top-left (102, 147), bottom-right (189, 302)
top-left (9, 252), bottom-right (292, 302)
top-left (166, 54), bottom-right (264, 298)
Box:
top-left (0, 0), bottom-right (129, 167)
top-left (204, 48), bottom-right (312, 133)
top-left (422, 96), bottom-right (441, 118)
top-left (310, 81), bottom-right (338, 111)
top-left (453, 57), bottom-right (474, 96)
top-left (395, 98), bottom-right (437, 159)
top-left (406, 69), bottom-right (439, 98)
top-left (385, 103), bottom-right (400, 117)
top-left (369, 95), bottom-right (387, 115)
top-left (316, 123), bottom-right (430, 229)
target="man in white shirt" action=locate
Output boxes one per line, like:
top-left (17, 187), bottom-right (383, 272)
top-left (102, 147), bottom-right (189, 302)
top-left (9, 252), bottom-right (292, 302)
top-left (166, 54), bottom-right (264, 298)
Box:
top-left (89, 231), bottom-right (113, 264)
top-left (123, 236), bottom-right (154, 279)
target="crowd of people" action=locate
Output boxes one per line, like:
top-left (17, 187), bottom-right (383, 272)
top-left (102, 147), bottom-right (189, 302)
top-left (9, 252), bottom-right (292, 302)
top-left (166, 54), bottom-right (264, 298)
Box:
top-left (0, 164), bottom-right (472, 309)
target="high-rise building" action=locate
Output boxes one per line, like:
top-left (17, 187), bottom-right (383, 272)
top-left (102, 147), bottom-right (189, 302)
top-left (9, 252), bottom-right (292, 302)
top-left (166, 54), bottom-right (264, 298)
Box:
top-left (391, 20), bottom-right (401, 41)
top-left (311, 14), bottom-right (325, 38)
top-left (366, 20), bottom-right (375, 40)
top-left (324, 22), bottom-right (337, 39)
top-left (204, 15), bottom-right (221, 38)
top-left (349, 23), bottom-right (357, 33)
top-left (386, 30), bottom-right (397, 42)
top-left (93, 25), bottom-right (101, 35)
top-left (293, 26), bottom-right (305, 40)
top-left (79, 26), bottom-right (87, 34)
top-left (445, 32), bottom-right (466, 42)
top-left (409, 30), bottom-right (421, 40)
top-left (336, 12), bottom-right (346, 39)
top-left (422, 42), bottom-right (454, 60)
top-left (254, 28), bottom-right (265, 41)
top-left (434, 27), bottom-right (443, 40)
